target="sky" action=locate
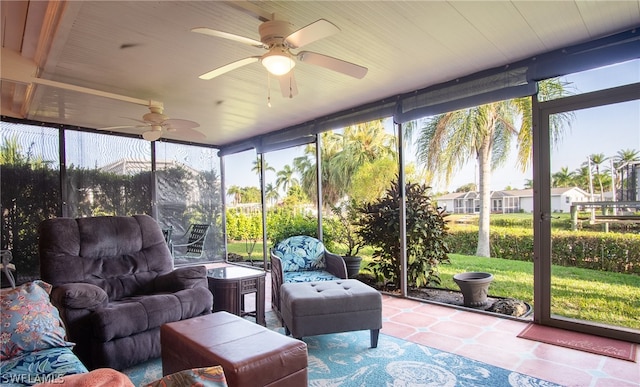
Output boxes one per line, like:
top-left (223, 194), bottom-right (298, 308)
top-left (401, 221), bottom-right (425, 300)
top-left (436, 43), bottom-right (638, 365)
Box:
top-left (223, 59), bottom-right (640, 195)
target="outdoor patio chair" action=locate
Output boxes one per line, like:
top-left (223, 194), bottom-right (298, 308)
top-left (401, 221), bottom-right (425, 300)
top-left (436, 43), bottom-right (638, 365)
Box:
top-left (162, 226), bottom-right (173, 245)
top-left (171, 223), bottom-right (210, 261)
top-left (270, 235), bottom-right (347, 317)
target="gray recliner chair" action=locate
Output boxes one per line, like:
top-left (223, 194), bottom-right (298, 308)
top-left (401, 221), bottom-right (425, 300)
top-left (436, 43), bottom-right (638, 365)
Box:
top-left (38, 214), bottom-right (213, 371)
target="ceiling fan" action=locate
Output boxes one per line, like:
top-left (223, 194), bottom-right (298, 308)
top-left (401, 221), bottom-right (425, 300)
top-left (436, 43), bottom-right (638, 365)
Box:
top-left (102, 105), bottom-right (203, 142)
top-left (191, 17), bottom-right (368, 98)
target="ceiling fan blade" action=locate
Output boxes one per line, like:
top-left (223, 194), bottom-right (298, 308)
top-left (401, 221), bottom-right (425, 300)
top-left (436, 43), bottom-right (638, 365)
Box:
top-left (100, 125), bottom-right (138, 130)
top-left (191, 27), bottom-right (266, 48)
top-left (163, 118), bottom-right (200, 130)
top-left (168, 127), bottom-right (207, 141)
top-left (100, 124), bottom-right (149, 130)
top-left (277, 72), bottom-right (298, 98)
top-left (285, 19), bottom-right (340, 49)
top-left (297, 51), bottom-right (368, 79)
top-left (199, 57), bottom-right (260, 80)
top-left (124, 117), bottom-right (149, 125)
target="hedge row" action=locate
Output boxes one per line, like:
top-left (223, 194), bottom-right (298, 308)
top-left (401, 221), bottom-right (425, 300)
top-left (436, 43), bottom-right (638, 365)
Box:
top-left (446, 226), bottom-right (640, 275)
top-left (484, 215), bottom-right (639, 232)
top-left (490, 217), bottom-right (573, 229)
top-left (226, 209), bottom-right (338, 249)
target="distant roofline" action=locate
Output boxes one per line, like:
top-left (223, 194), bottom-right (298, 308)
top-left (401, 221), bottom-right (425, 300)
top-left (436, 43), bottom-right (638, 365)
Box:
top-left (436, 186), bottom-right (590, 200)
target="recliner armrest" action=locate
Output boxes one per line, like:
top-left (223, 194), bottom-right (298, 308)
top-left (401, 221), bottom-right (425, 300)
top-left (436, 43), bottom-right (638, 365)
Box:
top-left (325, 251), bottom-right (348, 279)
top-left (270, 251), bottom-right (284, 312)
top-left (51, 283), bottom-right (109, 309)
top-left (154, 265), bottom-right (207, 292)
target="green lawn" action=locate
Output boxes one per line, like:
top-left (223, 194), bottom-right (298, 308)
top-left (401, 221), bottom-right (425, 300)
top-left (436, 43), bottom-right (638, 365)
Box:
top-left (381, 253), bottom-right (640, 329)
top-left (227, 241), bottom-right (639, 329)
top-left (227, 241), bottom-right (265, 259)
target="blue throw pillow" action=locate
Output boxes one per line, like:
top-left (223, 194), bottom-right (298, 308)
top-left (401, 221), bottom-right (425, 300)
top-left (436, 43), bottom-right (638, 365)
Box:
top-left (0, 280), bottom-right (74, 360)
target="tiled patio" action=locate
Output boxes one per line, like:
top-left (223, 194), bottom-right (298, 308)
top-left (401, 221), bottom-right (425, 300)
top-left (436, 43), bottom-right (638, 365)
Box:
top-left (380, 295), bottom-right (639, 387)
top-left (214, 263), bottom-right (639, 387)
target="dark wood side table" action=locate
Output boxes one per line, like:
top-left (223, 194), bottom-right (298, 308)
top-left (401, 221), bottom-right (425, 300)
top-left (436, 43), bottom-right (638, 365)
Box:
top-left (207, 266), bottom-right (266, 326)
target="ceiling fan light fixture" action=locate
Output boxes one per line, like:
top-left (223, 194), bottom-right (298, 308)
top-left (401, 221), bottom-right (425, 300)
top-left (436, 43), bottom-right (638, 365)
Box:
top-left (261, 51), bottom-right (295, 76)
top-left (142, 125), bottom-right (163, 142)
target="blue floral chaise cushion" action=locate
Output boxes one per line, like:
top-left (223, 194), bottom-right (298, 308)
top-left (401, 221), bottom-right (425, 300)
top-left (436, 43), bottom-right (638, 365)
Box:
top-left (272, 236), bottom-right (342, 283)
top-left (0, 281), bottom-right (87, 386)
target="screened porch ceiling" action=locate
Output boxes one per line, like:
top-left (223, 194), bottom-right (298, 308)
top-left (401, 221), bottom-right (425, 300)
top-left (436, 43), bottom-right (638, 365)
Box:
top-left (1, 1), bottom-right (639, 148)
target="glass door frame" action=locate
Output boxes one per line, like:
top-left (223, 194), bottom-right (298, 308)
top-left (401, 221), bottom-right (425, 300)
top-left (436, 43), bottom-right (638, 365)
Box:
top-left (533, 82), bottom-right (640, 342)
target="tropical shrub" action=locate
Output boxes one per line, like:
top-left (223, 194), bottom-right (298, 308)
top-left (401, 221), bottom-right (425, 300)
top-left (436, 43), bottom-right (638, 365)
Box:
top-left (226, 209), bottom-right (261, 242)
top-left (357, 180), bottom-right (450, 288)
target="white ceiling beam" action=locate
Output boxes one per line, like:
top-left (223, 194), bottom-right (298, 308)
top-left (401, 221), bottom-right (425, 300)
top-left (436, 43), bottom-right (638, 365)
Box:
top-left (1, 47), bottom-right (161, 109)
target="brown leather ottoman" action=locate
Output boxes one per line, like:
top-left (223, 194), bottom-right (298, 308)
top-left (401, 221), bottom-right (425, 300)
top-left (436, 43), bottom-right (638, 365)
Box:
top-left (161, 311), bottom-right (308, 387)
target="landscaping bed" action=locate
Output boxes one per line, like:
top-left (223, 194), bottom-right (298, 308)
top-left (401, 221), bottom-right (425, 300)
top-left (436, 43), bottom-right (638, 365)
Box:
top-left (353, 273), bottom-right (532, 319)
top-left (406, 287), bottom-right (532, 318)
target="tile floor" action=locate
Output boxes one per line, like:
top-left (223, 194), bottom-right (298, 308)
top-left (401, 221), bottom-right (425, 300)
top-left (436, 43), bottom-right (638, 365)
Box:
top-left (210, 263), bottom-right (639, 387)
top-left (379, 294), bottom-right (639, 387)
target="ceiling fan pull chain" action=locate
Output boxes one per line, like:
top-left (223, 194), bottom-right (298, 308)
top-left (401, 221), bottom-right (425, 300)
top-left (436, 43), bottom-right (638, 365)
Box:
top-left (289, 75), bottom-right (293, 99)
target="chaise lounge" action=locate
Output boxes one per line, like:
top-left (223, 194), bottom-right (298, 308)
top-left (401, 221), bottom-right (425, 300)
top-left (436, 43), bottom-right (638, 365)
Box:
top-left (270, 235), bottom-right (347, 317)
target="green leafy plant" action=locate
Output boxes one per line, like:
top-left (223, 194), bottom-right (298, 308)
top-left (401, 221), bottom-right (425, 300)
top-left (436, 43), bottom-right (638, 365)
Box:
top-left (329, 199), bottom-right (365, 257)
top-left (357, 180), bottom-right (450, 288)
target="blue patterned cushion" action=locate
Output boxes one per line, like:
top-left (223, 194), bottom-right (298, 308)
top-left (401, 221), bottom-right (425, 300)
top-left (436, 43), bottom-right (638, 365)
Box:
top-left (0, 347), bottom-right (88, 386)
top-left (283, 271), bottom-right (342, 283)
top-left (0, 281), bottom-right (74, 360)
top-left (273, 236), bottom-right (327, 272)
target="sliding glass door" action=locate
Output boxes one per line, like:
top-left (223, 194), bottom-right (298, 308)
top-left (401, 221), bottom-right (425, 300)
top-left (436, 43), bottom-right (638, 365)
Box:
top-left (534, 61), bottom-right (640, 342)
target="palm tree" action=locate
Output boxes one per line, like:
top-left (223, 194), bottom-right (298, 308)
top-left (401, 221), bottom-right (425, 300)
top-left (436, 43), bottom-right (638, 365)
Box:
top-left (264, 183), bottom-right (279, 206)
top-left (415, 79), bottom-right (572, 257)
top-left (613, 148), bottom-right (639, 200)
top-left (333, 121), bottom-right (395, 182)
top-left (294, 121), bottom-right (396, 210)
top-left (329, 121), bottom-right (395, 201)
top-left (552, 167), bottom-right (575, 188)
top-left (275, 164), bottom-right (299, 193)
top-left (455, 183), bottom-right (477, 193)
top-left (583, 153), bottom-right (608, 200)
top-left (614, 148), bottom-right (639, 167)
top-left (573, 166), bottom-right (591, 193)
top-left (293, 145), bottom-right (320, 205)
top-left (227, 185), bottom-right (242, 205)
top-left (251, 157), bottom-right (275, 179)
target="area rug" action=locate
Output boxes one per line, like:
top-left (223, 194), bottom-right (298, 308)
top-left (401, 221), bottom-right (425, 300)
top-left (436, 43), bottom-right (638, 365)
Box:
top-left (517, 323), bottom-right (637, 362)
top-left (124, 330), bottom-right (561, 386)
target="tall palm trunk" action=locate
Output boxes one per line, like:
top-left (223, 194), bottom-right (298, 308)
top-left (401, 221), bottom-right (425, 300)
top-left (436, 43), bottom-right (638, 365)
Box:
top-left (476, 130), bottom-right (492, 257)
